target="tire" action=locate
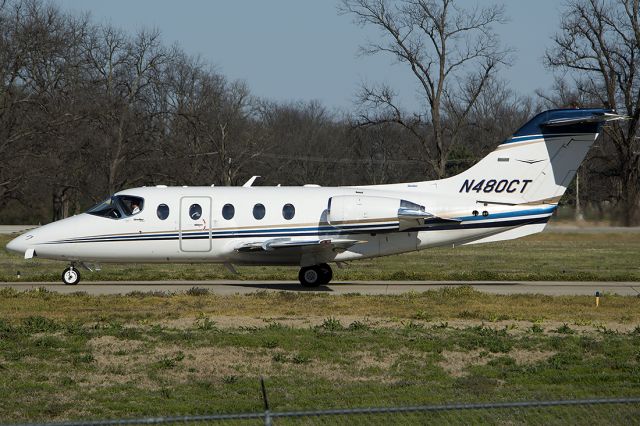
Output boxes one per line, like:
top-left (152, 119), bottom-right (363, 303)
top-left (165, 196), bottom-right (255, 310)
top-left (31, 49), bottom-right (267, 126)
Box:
top-left (62, 267), bottom-right (80, 285)
top-left (298, 266), bottom-right (322, 287)
top-left (318, 263), bottom-right (333, 284)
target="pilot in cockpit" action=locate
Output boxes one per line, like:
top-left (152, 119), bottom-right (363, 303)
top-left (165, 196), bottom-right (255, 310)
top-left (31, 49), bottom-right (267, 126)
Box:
top-left (86, 195), bottom-right (144, 219)
top-left (131, 200), bottom-right (141, 215)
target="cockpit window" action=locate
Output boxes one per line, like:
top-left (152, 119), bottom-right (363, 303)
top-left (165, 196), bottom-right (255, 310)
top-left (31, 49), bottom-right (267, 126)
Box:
top-left (86, 195), bottom-right (144, 219)
top-left (86, 197), bottom-right (122, 219)
top-left (119, 196), bottom-right (144, 216)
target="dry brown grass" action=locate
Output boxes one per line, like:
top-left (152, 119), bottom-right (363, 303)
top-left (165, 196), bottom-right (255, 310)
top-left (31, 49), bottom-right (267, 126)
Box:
top-left (79, 334), bottom-right (434, 389)
top-left (2, 288), bottom-right (640, 326)
top-left (438, 349), bottom-right (556, 378)
top-left (138, 316), bottom-right (640, 337)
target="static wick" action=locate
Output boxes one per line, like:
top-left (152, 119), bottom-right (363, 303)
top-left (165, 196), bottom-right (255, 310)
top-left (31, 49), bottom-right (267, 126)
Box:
top-left (595, 291), bottom-right (600, 308)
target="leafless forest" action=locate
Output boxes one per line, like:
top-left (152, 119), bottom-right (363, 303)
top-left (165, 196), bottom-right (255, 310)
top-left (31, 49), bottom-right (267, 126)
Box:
top-left (0, 0), bottom-right (638, 224)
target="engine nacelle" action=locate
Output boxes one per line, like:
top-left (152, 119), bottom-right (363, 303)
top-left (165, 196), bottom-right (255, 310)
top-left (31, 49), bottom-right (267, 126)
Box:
top-left (327, 195), bottom-right (432, 230)
top-left (327, 195), bottom-right (401, 225)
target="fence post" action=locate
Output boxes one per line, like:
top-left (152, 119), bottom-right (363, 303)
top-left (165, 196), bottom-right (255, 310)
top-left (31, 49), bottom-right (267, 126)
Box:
top-left (261, 376), bottom-right (272, 426)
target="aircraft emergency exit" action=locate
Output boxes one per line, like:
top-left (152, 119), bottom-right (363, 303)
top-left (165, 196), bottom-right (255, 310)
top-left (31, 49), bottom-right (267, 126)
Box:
top-left (6, 108), bottom-right (625, 286)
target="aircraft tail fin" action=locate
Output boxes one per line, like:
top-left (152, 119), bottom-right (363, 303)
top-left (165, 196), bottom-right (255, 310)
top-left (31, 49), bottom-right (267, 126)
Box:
top-left (435, 108), bottom-right (626, 206)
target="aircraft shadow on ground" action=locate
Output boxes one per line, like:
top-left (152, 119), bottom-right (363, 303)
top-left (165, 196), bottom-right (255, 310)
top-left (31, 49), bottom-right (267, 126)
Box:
top-left (230, 283), bottom-right (334, 292)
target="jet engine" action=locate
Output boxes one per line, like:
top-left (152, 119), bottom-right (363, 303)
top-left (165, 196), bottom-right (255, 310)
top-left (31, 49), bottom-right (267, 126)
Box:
top-left (327, 195), bottom-right (434, 230)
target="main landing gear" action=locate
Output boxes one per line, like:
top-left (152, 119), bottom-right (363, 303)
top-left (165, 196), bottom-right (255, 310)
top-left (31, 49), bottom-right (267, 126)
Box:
top-left (298, 263), bottom-right (332, 287)
top-left (62, 265), bottom-right (81, 285)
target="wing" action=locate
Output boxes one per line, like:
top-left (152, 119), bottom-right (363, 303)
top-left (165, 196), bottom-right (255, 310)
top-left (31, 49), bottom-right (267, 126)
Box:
top-left (235, 237), bottom-right (363, 253)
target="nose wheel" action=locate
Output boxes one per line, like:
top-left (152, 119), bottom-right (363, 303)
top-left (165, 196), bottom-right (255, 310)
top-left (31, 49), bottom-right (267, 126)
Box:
top-left (62, 266), bottom-right (81, 285)
top-left (298, 263), bottom-right (332, 287)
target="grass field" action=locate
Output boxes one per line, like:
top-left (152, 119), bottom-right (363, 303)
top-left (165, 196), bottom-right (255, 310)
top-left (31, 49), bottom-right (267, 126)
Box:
top-left (1, 232), bottom-right (640, 282)
top-left (1, 230), bottom-right (639, 423)
top-left (0, 287), bottom-right (639, 423)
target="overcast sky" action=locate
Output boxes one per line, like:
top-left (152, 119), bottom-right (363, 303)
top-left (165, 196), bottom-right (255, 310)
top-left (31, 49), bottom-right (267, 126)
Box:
top-left (56, 0), bottom-right (563, 112)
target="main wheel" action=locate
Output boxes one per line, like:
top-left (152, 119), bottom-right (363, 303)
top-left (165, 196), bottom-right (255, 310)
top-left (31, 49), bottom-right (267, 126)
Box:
top-left (298, 266), bottom-right (322, 287)
top-left (62, 266), bottom-right (80, 285)
top-left (318, 263), bottom-right (333, 284)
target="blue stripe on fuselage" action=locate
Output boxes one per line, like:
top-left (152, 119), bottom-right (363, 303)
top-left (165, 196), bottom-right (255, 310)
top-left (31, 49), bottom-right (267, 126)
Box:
top-left (44, 207), bottom-right (554, 245)
top-left (46, 222), bottom-right (400, 244)
top-left (458, 206), bottom-right (556, 222)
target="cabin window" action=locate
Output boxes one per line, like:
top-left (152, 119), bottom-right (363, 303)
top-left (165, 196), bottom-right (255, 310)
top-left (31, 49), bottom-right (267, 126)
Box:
top-left (222, 204), bottom-right (235, 220)
top-left (253, 203), bottom-right (265, 220)
top-left (157, 204), bottom-right (170, 220)
top-left (86, 195), bottom-right (144, 220)
top-left (189, 204), bottom-right (202, 220)
top-left (282, 203), bottom-right (295, 220)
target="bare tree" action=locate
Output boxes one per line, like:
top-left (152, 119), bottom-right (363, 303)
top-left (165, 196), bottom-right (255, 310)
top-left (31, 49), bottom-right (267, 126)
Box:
top-left (0, 0), bottom-right (86, 216)
top-left (83, 26), bottom-right (171, 194)
top-left (211, 81), bottom-right (264, 186)
top-left (467, 78), bottom-right (534, 155)
top-left (546, 0), bottom-right (640, 225)
top-left (257, 100), bottom-right (345, 185)
top-left (165, 52), bottom-right (266, 186)
top-left (0, 0), bottom-right (528, 224)
top-left (340, 0), bottom-right (511, 178)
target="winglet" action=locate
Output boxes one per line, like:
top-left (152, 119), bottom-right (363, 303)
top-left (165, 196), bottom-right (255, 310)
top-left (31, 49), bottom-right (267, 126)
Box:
top-left (242, 176), bottom-right (261, 187)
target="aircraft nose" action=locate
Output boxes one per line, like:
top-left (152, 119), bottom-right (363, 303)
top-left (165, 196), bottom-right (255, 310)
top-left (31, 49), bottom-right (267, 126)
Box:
top-left (6, 233), bottom-right (31, 254)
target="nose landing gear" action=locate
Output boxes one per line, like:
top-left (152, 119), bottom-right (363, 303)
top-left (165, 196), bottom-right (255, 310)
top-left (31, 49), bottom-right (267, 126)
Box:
top-left (298, 263), bottom-right (332, 287)
top-left (62, 265), bottom-right (81, 285)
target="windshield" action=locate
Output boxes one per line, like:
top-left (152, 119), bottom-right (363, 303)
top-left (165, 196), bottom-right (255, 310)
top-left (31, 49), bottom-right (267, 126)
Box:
top-left (86, 195), bottom-right (144, 219)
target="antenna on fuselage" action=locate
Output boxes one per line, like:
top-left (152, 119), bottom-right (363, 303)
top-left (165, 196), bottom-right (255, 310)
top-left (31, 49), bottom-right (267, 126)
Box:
top-left (242, 176), bottom-right (261, 187)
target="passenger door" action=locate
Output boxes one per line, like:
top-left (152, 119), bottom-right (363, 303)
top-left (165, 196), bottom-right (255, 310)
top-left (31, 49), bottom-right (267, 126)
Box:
top-left (179, 196), bottom-right (212, 252)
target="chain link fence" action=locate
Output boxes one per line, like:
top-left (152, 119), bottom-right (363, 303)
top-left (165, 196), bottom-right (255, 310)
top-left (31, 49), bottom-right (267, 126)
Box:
top-left (4, 398), bottom-right (640, 425)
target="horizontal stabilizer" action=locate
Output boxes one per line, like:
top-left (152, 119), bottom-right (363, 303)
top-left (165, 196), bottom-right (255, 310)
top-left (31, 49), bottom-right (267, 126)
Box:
top-left (235, 238), bottom-right (362, 253)
top-left (462, 223), bottom-right (547, 245)
top-left (542, 112), bottom-right (627, 127)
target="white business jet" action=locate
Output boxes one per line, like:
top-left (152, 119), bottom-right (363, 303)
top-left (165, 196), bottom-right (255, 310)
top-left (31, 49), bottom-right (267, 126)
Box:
top-left (6, 108), bottom-right (624, 286)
